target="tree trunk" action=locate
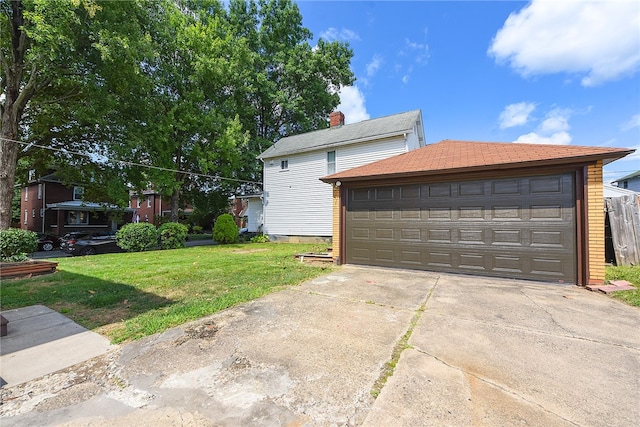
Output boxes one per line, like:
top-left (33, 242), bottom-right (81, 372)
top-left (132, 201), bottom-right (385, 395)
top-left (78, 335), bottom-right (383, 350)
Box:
top-left (169, 187), bottom-right (180, 223)
top-left (0, 118), bottom-right (20, 230)
top-left (1, 1), bottom-right (31, 229)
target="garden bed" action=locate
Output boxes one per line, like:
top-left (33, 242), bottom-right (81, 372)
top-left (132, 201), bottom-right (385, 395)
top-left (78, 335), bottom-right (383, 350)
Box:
top-left (0, 260), bottom-right (59, 279)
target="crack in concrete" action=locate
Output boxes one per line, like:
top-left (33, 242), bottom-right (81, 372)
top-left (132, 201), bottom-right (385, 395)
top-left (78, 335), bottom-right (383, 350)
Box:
top-left (422, 311), bottom-right (640, 352)
top-left (519, 288), bottom-right (573, 335)
top-left (414, 349), bottom-right (581, 427)
top-left (369, 277), bottom-right (439, 399)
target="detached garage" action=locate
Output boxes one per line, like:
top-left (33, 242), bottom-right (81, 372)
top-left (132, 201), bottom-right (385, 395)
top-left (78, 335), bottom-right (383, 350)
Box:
top-left (321, 140), bottom-right (634, 286)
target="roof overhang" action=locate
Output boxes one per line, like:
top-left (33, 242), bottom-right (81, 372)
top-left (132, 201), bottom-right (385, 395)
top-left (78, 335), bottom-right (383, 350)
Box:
top-left (321, 142), bottom-right (635, 185)
top-left (46, 201), bottom-right (132, 212)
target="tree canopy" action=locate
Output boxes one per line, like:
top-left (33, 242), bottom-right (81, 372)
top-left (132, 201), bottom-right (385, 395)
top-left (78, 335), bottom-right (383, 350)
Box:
top-left (0, 0), bottom-right (354, 229)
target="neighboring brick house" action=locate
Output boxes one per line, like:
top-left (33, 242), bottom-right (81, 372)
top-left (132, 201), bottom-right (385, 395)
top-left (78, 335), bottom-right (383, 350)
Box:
top-left (20, 172), bottom-right (129, 235)
top-left (129, 189), bottom-right (194, 225)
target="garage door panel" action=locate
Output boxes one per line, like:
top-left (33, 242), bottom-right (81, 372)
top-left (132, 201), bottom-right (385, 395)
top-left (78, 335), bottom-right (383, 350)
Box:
top-left (346, 173), bottom-right (576, 283)
top-left (458, 182), bottom-right (486, 196)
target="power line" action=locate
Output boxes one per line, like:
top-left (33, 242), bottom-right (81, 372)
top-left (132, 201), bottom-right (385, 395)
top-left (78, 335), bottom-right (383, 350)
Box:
top-left (1, 136), bottom-right (262, 185)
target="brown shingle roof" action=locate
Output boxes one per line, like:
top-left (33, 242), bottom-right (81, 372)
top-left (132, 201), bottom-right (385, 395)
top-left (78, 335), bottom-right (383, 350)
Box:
top-left (322, 140), bottom-right (634, 183)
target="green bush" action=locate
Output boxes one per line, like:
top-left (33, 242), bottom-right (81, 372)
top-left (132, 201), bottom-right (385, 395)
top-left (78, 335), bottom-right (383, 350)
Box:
top-left (0, 228), bottom-right (38, 262)
top-left (250, 234), bottom-right (270, 243)
top-left (191, 225), bottom-right (203, 234)
top-left (158, 222), bottom-right (188, 250)
top-left (116, 223), bottom-right (158, 252)
top-left (212, 213), bottom-right (238, 244)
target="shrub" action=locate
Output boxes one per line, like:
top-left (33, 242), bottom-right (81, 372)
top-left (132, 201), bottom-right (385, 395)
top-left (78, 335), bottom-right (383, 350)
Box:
top-left (250, 234), bottom-right (270, 243)
top-left (212, 213), bottom-right (238, 244)
top-left (158, 222), bottom-right (189, 250)
top-left (116, 223), bottom-right (158, 252)
top-left (191, 225), bottom-right (203, 234)
top-left (0, 228), bottom-right (38, 262)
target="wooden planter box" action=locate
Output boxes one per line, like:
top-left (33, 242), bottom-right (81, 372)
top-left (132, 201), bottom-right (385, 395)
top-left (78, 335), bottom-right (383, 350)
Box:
top-left (0, 260), bottom-right (59, 279)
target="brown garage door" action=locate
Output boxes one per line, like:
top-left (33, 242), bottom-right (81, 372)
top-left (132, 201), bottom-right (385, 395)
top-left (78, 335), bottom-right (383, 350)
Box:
top-left (345, 173), bottom-right (577, 283)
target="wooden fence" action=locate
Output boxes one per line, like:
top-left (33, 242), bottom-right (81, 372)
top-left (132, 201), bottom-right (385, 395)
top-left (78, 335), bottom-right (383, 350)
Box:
top-left (605, 195), bottom-right (640, 266)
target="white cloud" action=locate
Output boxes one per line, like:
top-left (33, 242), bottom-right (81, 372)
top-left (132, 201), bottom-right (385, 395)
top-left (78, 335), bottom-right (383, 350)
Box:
top-left (513, 108), bottom-right (573, 145)
top-left (621, 113), bottom-right (640, 131)
top-left (336, 86), bottom-right (369, 124)
top-left (404, 38), bottom-right (430, 65)
top-left (539, 108), bottom-right (571, 133)
top-left (366, 55), bottom-right (383, 78)
top-left (320, 27), bottom-right (360, 42)
top-left (514, 131), bottom-right (572, 145)
top-left (488, 0), bottom-right (640, 86)
top-left (499, 102), bottom-right (536, 129)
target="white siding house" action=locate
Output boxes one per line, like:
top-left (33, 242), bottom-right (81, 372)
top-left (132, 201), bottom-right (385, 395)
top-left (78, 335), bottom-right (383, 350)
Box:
top-left (245, 195), bottom-right (263, 233)
top-left (612, 170), bottom-right (640, 192)
top-left (258, 110), bottom-right (425, 238)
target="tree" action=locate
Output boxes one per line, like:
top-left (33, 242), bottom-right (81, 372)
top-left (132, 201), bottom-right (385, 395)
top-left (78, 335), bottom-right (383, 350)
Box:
top-left (116, 0), bottom-right (250, 222)
top-left (0, 0), bottom-right (152, 229)
top-left (227, 0), bottom-right (355, 182)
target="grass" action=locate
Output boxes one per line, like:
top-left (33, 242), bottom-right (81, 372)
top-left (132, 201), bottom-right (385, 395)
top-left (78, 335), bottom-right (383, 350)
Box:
top-left (605, 265), bottom-right (640, 307)
top-left (1, 243), bottom-right (333, 343)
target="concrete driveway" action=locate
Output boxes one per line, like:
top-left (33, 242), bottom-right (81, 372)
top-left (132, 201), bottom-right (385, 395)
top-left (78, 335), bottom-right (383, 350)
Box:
top-left (1, 266), bottom-right (638, 426)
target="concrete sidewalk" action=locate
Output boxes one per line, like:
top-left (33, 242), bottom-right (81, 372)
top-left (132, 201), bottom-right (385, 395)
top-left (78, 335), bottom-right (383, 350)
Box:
top-left (0, 305), bottom-right (114, 387)
top-left (1, 266), bottom-right (639, 426)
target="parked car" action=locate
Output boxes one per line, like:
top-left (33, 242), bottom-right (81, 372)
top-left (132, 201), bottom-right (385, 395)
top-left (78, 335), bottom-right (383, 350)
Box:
top-left (37, 233), bottom-right (60, 251)
top-left (63, 232), bottom-right (121, 256)
top-left (59, 232), bottom-right (91, 252)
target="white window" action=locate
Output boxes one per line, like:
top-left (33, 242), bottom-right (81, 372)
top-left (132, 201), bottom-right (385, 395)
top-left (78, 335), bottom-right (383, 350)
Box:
top-left (28, 170), bottom-right (36, 181)
top-left (24, 210), bottom-right (28, 225)
top-left (68, 210), bottom-right (89, 225)
top-left (32, 209), bottom-right (36, 218)
top-left (40, 208), bottom-right (44, 218)
top-left (73, 186), bottom-right (84, 201)
top-left (24, 187), bottom-right (28, 201)
top-left (280, 159), bottom-right (289, 170)
top-left (136, 198), bottom-right (141, 208)
top-left (327, 151), bottom-right (336, 174)
top-left (128, 200), bottom-right (132, 208)
top-left (147, 197), bottom-right (152, 208)
top-left (38, 184), bottom-right (42, 199)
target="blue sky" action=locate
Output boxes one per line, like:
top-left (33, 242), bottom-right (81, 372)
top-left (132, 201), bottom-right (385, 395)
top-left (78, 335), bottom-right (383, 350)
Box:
top-left (296, 0), bottom-right (640, 183)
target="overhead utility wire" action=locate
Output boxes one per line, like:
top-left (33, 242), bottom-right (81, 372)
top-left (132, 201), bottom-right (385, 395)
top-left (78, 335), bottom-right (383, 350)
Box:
top-left (2, 136), bottom-right (262, 185)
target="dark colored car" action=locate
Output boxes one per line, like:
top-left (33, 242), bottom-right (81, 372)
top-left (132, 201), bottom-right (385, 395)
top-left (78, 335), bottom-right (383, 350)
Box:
top-left (62, 232), bottom-right (121, 256)
top-left (37, 233), bottom-right (60, 251)
top-left (59, 232), bottom-right (91, 252)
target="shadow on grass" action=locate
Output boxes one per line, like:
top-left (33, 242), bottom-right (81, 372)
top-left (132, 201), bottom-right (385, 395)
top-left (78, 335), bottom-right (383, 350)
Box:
top-left (0, 270), bottom-right (174, 333)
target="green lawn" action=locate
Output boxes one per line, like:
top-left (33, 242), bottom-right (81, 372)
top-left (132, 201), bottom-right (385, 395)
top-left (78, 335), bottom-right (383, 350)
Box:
top-left (1, 243), bottom-right (333, 343)
top-left (606, 264), bottom-right (640, 307)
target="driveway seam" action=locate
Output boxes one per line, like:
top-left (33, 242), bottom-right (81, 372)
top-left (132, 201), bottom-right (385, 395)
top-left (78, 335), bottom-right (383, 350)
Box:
top-left (413, 349), bottom-right (581, 427)
top-left (370, 277), bottom-right (439, 399)
top-left (419, 313), bottom-right (640, 352)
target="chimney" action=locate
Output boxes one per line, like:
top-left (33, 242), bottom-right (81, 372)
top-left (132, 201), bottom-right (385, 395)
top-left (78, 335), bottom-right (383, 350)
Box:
top-left (329, 111), bottom-right (345, 127)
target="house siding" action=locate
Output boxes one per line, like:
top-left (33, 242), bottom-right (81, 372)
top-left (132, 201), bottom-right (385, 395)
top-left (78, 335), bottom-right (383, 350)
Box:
top-left (263, 136), bottom-right (411, 237)
top-left (246, 198), bottom-right (263, 233)
top-left (587, 161), bottom-right (605, 284)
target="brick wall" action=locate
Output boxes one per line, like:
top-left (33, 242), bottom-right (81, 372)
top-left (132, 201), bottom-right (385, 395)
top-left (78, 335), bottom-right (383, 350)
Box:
top-left (587, 161), bottom-right (605, 284)
top-left (332, 185), bottom-right (341, 263)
